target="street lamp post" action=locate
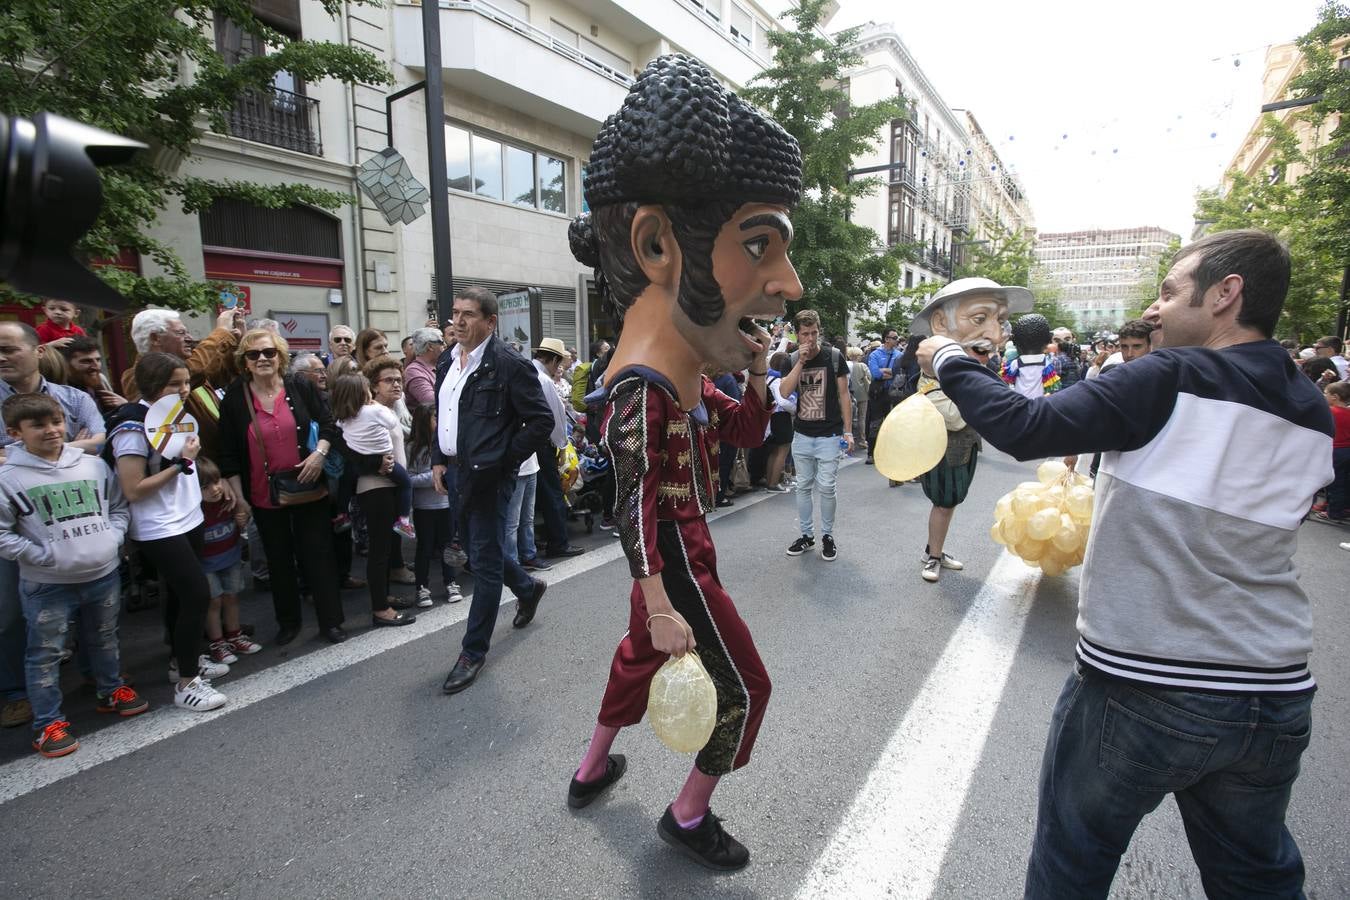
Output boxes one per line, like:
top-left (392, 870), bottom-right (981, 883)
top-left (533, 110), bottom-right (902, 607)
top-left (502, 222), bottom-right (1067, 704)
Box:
top-left (421, 0), bottom-right (454, 327)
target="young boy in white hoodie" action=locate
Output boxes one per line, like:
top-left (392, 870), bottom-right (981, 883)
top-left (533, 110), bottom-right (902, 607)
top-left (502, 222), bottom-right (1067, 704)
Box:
top-left (0, 393), bottom-right (147, 758)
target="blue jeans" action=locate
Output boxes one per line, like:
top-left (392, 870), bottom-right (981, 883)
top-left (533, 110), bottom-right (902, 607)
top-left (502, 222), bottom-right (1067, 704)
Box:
top-left (21, 570), bottom-right (124, 730)
top-left (1025, 664), bottom-right (1312, 899)
top-left (0, 558), bottom-right (26, 702)
top-left (503, 471), bottom-right (538, 564)
top-left (792, 432), bottom-right (840, 538)
top-left (461, 473), bottom-right (535, 661)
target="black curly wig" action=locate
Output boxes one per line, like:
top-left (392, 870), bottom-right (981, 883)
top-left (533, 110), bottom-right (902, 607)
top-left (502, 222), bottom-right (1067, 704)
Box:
top-left (570, 54), bottom-right (802, 326)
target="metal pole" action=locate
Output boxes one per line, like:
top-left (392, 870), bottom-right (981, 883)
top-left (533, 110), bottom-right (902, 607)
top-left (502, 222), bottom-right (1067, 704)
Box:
top-left (385, 80), bottom-right (427, 148)
top-left (421, 0), bottom-right (454, 327)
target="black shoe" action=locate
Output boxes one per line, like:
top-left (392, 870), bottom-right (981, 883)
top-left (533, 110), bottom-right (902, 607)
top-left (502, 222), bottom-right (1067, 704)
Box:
top-left (568, 754), bottom-right (627, 809)
top-left (275, 625), bottom-right (300, 646)
top-left (657, 806), bottom-right (750, 871)
top-left (821, 534), bottom-right (837, 562)
top-left (785, 535), bottom-right (814, 557)
top-left (513, 579), bottom-right (547, 628)
top-left (864, 457), bottom-right (874, 465)
top-left (442, 653), bottom-right (484, 694)
top-left (321, 625), bottom-right (348, 644)
top-left (715, 496), bottom-right (734, 508)
top-left (388, 595), bottom-right (419, 610)
top-left (520, 557), bottom-right (553, 572)
top-left (546, 545), bottom-right (586, 559)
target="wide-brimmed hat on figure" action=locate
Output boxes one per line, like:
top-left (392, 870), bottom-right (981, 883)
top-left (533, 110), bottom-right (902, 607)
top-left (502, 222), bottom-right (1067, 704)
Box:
top-left (910, 277), bottom-right (1034, 337)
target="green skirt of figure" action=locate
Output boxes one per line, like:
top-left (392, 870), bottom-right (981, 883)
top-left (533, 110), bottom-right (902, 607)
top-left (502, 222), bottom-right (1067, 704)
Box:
top-left (919, 448), bottom-right (980, 509)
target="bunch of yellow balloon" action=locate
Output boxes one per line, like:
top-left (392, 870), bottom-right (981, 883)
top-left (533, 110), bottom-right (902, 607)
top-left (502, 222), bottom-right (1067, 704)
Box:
top-left (991, 460), bottom-right (1095, 576)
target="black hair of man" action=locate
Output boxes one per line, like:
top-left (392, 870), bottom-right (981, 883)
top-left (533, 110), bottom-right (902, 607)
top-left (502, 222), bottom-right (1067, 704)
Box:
top-left (1169, 229), bottom-right (1290, 339)
top-left (1316, 335), bottom-right (1343, 353)
top-left (58, 335), bottom-right (100, 359)
top-left (455, 285), bottom-right (499, 318)
top-left (1116, 320), bottom-right (1154, 343)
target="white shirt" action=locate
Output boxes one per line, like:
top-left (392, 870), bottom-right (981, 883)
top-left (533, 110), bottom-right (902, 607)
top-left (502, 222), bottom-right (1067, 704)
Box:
top-left (338, 403), bottom-right (397, 455)
top-left (110, 406), bottom-right (204, 542)
top-left (533, 359), bottom-right (568, 450)
top-left (1332, 355), bottom-right (1349, 380)
top-left (437, 339), bottom-right (488, 458)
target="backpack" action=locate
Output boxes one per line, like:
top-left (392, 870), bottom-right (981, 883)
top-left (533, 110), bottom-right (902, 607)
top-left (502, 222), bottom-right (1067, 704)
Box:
top-left (101, 402), bottom-right (159, 477)
top-left (570, 361), bottom-right (592, 413)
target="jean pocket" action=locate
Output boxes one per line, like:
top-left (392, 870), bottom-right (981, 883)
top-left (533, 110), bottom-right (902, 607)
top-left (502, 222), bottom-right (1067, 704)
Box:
top-left (1268, 726), bottom-right (1311, 770)
top-left (1100, 697), bottom-right (1217, 793)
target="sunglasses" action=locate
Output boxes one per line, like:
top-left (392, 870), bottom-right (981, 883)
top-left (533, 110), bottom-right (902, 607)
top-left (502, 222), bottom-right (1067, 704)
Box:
top-left (331, 336), bottom-right (354, 344)
top-left (244, 347), bottom-right (279, 361)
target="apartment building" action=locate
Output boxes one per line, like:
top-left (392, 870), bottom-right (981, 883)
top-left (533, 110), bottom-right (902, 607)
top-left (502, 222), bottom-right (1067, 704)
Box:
top-left (1034, 227), bottom-right (1179, 333)
top-left (842, 22), bottom-right (1035, 318)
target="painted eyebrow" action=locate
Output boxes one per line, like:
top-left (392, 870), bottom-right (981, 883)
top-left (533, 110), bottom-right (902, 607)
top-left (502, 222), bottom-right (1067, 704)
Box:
top-left (740, 213), bottom-right (792, 242)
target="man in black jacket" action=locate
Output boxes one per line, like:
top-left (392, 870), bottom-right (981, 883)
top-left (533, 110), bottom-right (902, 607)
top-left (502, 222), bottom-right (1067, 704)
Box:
top-left (431, 287), bottom-right (553, 693)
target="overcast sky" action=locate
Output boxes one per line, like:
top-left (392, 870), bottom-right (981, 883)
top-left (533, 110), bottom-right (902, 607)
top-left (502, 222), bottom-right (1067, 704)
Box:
top-left (789, 0), bottom-right (1327, 240)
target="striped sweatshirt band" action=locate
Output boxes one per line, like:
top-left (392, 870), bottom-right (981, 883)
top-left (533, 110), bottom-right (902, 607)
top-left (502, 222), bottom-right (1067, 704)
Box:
top-left (1077, 637), bottom-right (1315, 695)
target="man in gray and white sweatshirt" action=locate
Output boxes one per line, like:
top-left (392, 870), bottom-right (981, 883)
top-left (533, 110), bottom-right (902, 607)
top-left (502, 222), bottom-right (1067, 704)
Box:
top-left (918, 229), bottom-right (1331, 899)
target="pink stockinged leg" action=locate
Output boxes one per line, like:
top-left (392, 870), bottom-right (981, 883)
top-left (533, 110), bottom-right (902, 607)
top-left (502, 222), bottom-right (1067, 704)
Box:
top-left (671, 767), bottom-right (719, 828)
top-left (576, 723), bottom-right (621, 783)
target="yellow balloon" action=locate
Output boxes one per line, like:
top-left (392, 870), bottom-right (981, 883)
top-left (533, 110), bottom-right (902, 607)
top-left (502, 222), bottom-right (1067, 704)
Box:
top-left (995, 494), bottom-right (1014, 521)
top-left (1037, 459), bottom-right (1068, 485)
top-left (1051, 524), bottom-right (1079, 553)
top-left (1011, 489), bottom-right (1042, 519)
top-left (1016, 539), bottom-right (1048, 562)
top-left (1040, 553), bottom-right (1069, 576)
top-left (1027, 507), bottom-right (1060, 541)
top-left (1066, 485), bottom-right (1095, 520)
top-left (649, 652), bottom-right (718, 754)
top-left (990, 521), bottom-right (1007, 546)
top-left (874, 393), bottom-right (948, 483)
top-left (1001, 516), bottom-right (1026, 545)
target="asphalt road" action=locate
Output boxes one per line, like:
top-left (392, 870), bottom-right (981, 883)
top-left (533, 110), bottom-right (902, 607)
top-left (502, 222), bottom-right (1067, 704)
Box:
top-left (2, 449), bottom-right (1347, 899)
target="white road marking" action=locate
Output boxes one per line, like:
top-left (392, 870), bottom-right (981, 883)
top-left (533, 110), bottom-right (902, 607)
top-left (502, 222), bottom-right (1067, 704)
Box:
top-left (797, 549), bottom-right (1043, 900)
top-left (0, 470), bottom-right (815, 806)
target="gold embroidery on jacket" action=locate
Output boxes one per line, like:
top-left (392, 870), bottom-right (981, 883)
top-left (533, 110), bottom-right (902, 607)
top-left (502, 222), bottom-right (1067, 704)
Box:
top-left (658, 482), bottom-right (692, 503)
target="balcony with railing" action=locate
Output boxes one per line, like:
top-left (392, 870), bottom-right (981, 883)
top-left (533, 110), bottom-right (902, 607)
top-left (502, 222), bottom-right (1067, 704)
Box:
top-left (225, 86), bottom-right (322, 156)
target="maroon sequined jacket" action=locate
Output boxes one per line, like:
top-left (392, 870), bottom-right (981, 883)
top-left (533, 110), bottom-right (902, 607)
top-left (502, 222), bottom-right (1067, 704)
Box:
top-left (601, 368), bottom-right (771, 580)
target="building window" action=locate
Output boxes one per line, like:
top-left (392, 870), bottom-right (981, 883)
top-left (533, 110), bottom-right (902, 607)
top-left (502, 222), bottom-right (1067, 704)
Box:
top-left (214, 7), bottom-right (321, 156)
top-left (551, 19), bottom-right (630, 78)
top-left (754, 19), bottom-right (771, 58)
top-left (445, 122), bottom-right (568, 214)
top-left (729, 3), bottom-right (753, 49)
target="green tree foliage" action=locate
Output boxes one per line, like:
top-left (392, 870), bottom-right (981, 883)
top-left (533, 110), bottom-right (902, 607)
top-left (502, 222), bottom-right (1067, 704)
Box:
top-left (1193, 2), bottom-right (1349, 341)
top-left (741, 0), bottom-right (913, 339)
top-left (1133, 236), bottom-right (1181, 318)
top-left (0, 0), bottom-right (391, 311)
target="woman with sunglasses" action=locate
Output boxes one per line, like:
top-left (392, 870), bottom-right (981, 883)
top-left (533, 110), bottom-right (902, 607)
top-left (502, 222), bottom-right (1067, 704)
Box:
top-left (217, 330), bottom-right (348, 646)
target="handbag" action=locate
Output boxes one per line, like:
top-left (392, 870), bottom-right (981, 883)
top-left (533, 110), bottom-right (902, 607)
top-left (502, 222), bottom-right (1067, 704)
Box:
top-left (245, 383), bottom-right (329, 507)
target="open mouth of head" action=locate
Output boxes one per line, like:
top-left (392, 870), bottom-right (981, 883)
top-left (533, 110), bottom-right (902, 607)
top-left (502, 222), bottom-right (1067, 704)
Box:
top-left (736, 317), bottom-right (772, 348)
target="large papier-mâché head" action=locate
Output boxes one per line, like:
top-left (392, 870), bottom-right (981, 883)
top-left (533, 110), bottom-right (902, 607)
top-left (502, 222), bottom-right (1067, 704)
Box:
top-left (569, 54), bottom-right (803, 370)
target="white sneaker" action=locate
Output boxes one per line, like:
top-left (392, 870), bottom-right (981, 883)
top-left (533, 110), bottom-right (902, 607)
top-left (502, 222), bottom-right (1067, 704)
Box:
top-left (174, 676), bottom-right (227, 712)
top-left (446, 581), bottom-right (464, 603)
top-left (416, 586), bottom-right (434, 608)
top-left (921, 556), bottom-right (942, 583)
top-left (169, 655), bottom-right (230, 683)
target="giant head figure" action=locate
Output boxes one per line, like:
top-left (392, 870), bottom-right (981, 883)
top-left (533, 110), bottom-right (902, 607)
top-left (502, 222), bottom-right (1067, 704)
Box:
top-left (569, 55), bottom-right (804, 377)
top-left (910, 277), bottom-right (1033, 354)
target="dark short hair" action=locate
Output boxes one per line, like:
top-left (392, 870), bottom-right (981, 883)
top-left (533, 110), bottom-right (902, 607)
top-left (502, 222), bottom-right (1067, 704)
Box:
top-left (360, 353), bottom-right (403, 386)
top-left (455, 286), bottom-right (499, 319)
top-left (794, 309), bottom-right (821, 330)
top-left (59, 335), bottom-right (101, 359)
top-left (883, 328), bottom-right (899, 341)
top-left (2, 392), bottom-right (62, 429)
top-left (1117, 320), bottom-right (1154, 343)
top-left (589, 339), bottom-right (608, 359)
top-left (133, 351), bottom-right (188, 400)
top-left (1302, 356), bottom-right (1337, 382)
top-left (769, 351), bottom-right (791, 372)
top-left (1170, 229), bottom-right (1290, 338)
top-left (0, 321), bottom-right (40, 348)
top-left (1316, 335), bottom-right (1343, 353)
top-left (195, 455), bottom-right (222, 485)
top-left (534, 348), bottom-right (562, 364)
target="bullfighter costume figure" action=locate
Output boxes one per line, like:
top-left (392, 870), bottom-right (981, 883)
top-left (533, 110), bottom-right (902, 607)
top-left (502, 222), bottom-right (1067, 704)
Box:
top-left (563, 54), bottom-right (803, 871)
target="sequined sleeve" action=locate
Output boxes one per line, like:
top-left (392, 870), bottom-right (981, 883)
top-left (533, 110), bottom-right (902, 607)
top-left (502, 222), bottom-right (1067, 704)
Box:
top-left (704, 376), bottom-right (771, 449)
top-left (603, 378), bottom-right (664, 579)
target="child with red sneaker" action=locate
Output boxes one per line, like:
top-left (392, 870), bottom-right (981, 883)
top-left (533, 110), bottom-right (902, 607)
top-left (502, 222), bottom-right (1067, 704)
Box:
top-left (0, 393), bottom-right (147, 758)
top-left (196, 457), bottom-right (262, 662)
top-left (1313, 381), bottom-right (1350, 524)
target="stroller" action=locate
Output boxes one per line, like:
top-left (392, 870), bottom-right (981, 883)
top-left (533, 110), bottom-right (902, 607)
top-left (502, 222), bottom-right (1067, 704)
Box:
top-left (566, 421), bottom-right (615, 533)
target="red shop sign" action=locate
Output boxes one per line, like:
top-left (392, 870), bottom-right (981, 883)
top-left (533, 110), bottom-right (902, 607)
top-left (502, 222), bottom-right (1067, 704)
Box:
top-left (203, 249), bottom-right (342, 288)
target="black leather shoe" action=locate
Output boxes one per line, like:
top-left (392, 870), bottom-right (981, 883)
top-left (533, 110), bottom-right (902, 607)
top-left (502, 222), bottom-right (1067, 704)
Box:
top-left (546, 545), bottom-right (586, 559)
top-left (372, 611), bottom-right (416, 627)
top-left (568, 754), bottom-right (627, 809)
top-left (275, 625), bottom-right (300, 646)
top-left (513, 578), bottom-right (547, 628)
top-left (657, 806), bottom-right (750, 871)
top-left (321, 625), bottom-right (348, 644)
top-left (442, 653), bottom-right (484, 694)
